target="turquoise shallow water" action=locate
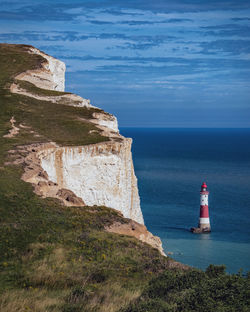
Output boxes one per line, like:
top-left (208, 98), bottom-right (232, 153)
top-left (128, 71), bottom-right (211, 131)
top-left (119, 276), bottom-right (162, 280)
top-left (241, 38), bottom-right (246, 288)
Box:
top-left (120, 128), bottom-right (250, 273)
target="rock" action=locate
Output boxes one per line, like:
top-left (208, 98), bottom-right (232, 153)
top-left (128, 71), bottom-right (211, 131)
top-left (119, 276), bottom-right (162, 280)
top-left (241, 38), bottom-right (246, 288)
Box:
top-left (105, 220), bottom-right (165, 256)
top-left (190, 227), bottom-right (211, 234)
top-left (56, 188), bottom-right (85, 205)
top-left (37, 181), bottom-right (47, 187)
top-left (38, 170), bottom-right (48, 180)
top-left (92, 112), bottom-right (119, 133)
top-left (15, 47), bottom-right (65, 91)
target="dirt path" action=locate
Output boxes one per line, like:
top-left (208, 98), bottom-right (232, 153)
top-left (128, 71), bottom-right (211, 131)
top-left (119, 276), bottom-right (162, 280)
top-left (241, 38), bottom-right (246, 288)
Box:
top-left (3, 116), bottom-right (19, 138)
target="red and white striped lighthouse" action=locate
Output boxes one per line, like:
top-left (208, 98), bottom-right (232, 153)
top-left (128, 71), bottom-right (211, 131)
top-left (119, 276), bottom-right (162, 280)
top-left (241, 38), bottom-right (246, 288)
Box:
top-left (198, 182), bottom-right (211, 232)
top-left (191, 181), bottom-right (211, 233)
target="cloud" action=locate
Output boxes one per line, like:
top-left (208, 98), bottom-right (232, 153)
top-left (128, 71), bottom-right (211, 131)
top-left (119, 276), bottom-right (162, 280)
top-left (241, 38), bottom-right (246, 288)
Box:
top-left (106, 34), bottom-right (177, 50)
top-left (58, 53), bottom-right (250, 77)
top-left (88, 20), bottom-right (114, 25)
top-left (115, 42), bottom-right (160, 50)
top-left (164, 18), bottom-right (193, 23)
top-left (1, 1), bottom-right (250, 24)
top-left (116, 18), bottom-right (193, 26)
top-left (199, 39), bottom-right (250, 55)
top-left (202, 24), bottom-right (245, 30)
top-left (201, 24), bottom-right (250, 37)
top-left (100, 9), bottom-right (144, 16)
top-left (98, 33), bottom-right (128, 40)
top-left (231, 17), bottom-right (250, 21)
top-left (61, 55), bottom-right (189, 63)
top-left (38, 45), bottom-right (66, 52)
top-left (0, 30), bottom-right (177, 47)
top-left (0, 4), bottom-right (78, 21)
top-left (0, 31), bottom-right (90, 42)
top-left (62, 0), bottom-right (250, 13)
top-left (120, 20), bottom-right (156, 26)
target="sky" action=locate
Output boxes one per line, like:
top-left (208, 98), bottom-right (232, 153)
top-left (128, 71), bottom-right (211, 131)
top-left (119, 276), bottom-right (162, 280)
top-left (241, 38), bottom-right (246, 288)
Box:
top-left (1, 0), bottom-right (250, 127)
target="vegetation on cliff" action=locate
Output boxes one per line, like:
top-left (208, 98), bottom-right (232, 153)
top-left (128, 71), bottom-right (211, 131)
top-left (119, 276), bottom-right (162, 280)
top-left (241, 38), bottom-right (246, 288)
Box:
top-left (0, 44), bottom-right (107, 147)
top-left (0, 44), bottom-right (249, 312)
top-left (0, 43), bottom-right (171, 311)
top-left (121, 266), bottom-right (250, 312)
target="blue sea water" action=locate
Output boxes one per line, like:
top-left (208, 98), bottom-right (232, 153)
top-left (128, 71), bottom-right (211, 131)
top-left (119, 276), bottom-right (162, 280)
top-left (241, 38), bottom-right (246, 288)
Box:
top-left (120, 128), bottom-right (250, 273)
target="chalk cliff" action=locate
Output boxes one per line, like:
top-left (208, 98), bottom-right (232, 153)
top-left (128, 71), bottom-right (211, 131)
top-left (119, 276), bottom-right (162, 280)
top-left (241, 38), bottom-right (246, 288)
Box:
top-left (9, 46), bottom-right (166, 254)
top-left (15, 47), bottom-right (66, 91)
top-left (12, 46), bottom-right (143, 224)
top-left (38, 140), bottom-right (143, 224)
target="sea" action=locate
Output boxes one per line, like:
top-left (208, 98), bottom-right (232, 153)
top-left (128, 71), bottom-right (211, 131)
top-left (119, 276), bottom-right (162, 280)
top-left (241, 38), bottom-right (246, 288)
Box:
top-left (120, 128), bottom-right (250, 274)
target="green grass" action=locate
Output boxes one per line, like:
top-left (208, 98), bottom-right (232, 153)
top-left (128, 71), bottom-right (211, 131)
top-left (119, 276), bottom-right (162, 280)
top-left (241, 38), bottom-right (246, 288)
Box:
top-left (0, 165), bottom-right (171, 312)
top-left (0, 43), bottom-right (109, 147)
top-left (2, 92), bottom-right (108, 146)
top-left (0, 44), bottom-right (44, 89)
top-left (16, 80), bottom-right (71, 97)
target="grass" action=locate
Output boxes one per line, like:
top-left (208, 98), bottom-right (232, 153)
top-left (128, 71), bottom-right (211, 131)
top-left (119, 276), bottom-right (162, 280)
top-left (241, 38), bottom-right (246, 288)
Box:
top-left (121, 266), bottom-right (250, 311)
top-left (3, 92), bottom-right (108, 146)
top-left (0, 165), bottom-right (170, 311)
top-left (0, 43), bottom-right (108, 147)
top-left (16, 79), bottom-right (71, 97)
top-left (0, 44), bottom-right (44, 88)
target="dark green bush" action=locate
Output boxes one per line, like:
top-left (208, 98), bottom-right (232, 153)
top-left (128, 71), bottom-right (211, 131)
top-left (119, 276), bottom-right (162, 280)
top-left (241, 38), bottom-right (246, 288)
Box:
top-left (206, 264), bottom-right (226, 277)
top-left (121, 265), bottom-right (250, 312)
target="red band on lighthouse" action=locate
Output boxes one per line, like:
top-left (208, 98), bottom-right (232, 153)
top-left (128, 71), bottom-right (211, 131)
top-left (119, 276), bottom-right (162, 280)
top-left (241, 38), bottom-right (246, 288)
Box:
top-left (200, 205), bottom-right (209, 218)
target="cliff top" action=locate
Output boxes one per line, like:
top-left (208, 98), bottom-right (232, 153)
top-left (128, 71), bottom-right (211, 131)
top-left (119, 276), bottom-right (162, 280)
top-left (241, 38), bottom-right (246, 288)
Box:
top-left (0, 43), bottom-right (111, 147)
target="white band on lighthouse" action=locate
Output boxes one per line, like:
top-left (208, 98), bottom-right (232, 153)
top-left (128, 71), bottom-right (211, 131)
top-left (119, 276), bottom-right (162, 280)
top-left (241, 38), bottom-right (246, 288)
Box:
top-left (199, 217), bottom-right (210, 224)
top-left (200, 194), bottom-right (208, 206)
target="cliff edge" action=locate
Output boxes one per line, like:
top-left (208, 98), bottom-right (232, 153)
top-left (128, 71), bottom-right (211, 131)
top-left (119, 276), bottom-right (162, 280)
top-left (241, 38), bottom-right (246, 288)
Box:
top-left (4, 44), bottom-right (165, 254)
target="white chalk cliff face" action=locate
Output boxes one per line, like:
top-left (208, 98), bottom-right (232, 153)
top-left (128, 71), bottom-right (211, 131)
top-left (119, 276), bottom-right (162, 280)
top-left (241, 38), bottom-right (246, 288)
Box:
top-left (14, 46), bottom-right (144, 224)
top-left (15, 47), bottom-right (66, 92)
top-left (39, 140), bottom-right (143, 224)
top-left (11, 47), bottom-right (93, 108)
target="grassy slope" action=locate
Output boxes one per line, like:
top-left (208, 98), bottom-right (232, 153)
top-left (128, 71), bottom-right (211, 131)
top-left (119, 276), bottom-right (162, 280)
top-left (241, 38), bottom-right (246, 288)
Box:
top-left (15, 80), bottom-right (71, 96)
top-left (0, 44), bottom-right (171, 312)
top-left (0, 44), bottom-right (249, 312)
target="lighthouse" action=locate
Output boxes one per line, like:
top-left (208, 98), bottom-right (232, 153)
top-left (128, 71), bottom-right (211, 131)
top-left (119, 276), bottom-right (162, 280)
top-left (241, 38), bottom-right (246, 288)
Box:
top-left (191, 182), bottom-right (211, 233)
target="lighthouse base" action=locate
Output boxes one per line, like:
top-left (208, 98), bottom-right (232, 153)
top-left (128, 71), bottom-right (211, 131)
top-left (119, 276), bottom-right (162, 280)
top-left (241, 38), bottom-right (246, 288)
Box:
top-left (190, 226), bottom-right (211, 234)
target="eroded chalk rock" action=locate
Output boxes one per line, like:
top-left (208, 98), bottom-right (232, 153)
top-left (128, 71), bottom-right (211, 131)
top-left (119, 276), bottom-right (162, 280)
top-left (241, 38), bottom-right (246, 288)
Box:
top-left (105, 220), bottom-right (165, 256)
